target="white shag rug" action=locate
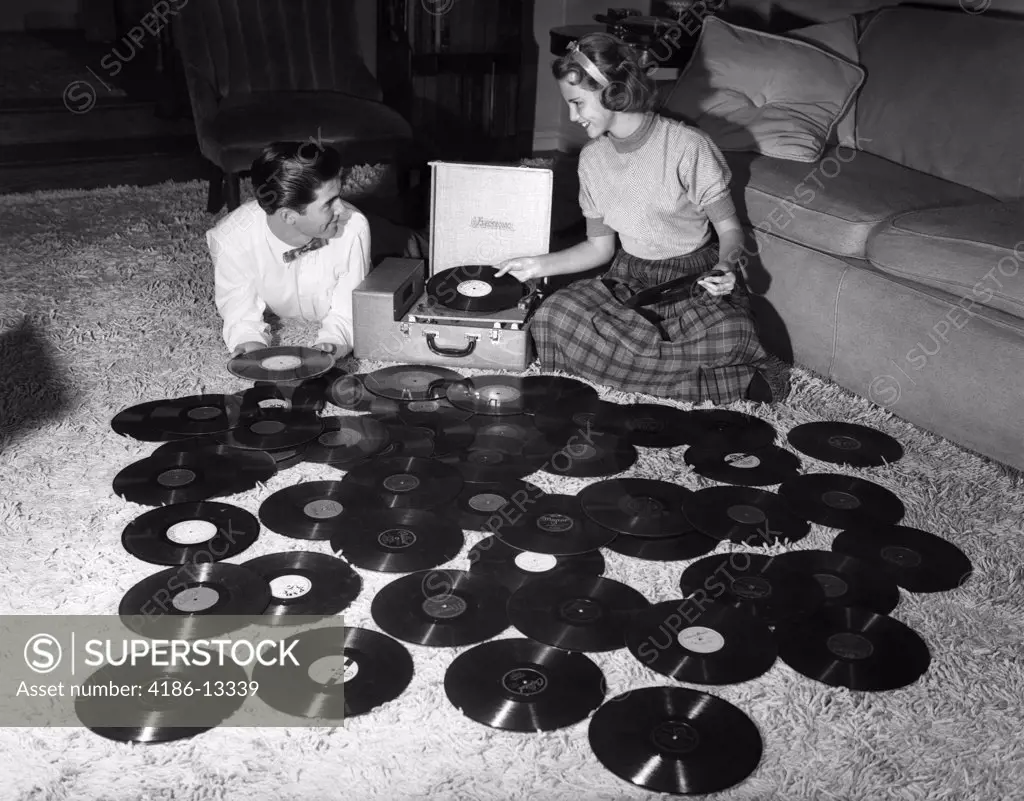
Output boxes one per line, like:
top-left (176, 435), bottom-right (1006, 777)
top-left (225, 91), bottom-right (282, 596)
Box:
top-left (1, 171), bottom-right (1023, 801)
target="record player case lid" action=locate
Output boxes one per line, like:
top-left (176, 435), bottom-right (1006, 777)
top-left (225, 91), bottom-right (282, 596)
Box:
top-left (428, 161), bottom-right (553, 278)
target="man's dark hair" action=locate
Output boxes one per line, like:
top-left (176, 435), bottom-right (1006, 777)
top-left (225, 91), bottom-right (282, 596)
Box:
top-left (250, 141), bottom-right (343, 214)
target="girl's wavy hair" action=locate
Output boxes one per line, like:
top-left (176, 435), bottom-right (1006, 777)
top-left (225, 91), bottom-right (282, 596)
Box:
top-left (551, 32), bottom-right (656, 113)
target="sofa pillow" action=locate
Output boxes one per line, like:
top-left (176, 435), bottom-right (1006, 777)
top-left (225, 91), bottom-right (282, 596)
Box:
top-left (662, 16), bottom-right (866, 163)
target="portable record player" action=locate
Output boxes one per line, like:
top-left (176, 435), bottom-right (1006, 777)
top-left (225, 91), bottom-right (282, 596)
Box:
top-left (353, 161), bottom-right (553, 370)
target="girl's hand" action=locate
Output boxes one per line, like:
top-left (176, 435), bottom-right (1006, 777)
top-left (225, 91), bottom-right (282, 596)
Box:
top-left (494, 256), bottom-right (545, 282)
top-left (697, 266), bottom-right (736, 297)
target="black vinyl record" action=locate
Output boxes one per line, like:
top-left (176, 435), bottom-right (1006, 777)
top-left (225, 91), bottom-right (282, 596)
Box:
top-left (774, 605), bottom-right (931, 691)
top-left (455, 479), bottom-right (546, 531)
top-left (787, 421), bottom-right (904, 467)
top-left (684, 486), bottom-right (811, 546)
top-left (831, 524), bottom-right (973, 593)
top-left (605, 530), bottom-right (719, 562)
top-left (370, 569), bottom-right (511, 647)
top-left (263, 443), bottom-right (309, 471)
top-left (329, 508), bottom-right (464, 572)
top-left (118, 562), bottom-right (271, 638)
top-left (327, 373), bottom-right (402, 416)
top-left (468, 535), bottom-right (605, 593)
top-left (113, 451), bottom-right (258, 507)
top-left (778, 473), bottom-right (906, 529)
top-left (152, 437), bottom-right (279, 486)
top-left (302, 416), bottom-right (391, 465)
top-left (507, 574), bottom-right (651, 652)
top-left (425, 264), bottom-right (526, 313)
top-left (598, 402), bottom-right (697, 448)
top-left (520, 375), bottom-right (599, 415)
top-left (445, 375), bottom-right (528, 416)
top-left (349, 424), bottom-right (436, 464)
top-left (255, 363), bottom-right (348, 411)
top-left (578, 478), bottom-right (695, 539)
top-left (227, 345), bottom-right (335, 382)
top-left (494, 494), bottom-right (618, 555)
top-left (437, 447), bottom-right (542, 484)
top-left (419, 416), bottom-right (476, 456)
top-left (626, 600), bottom-right (778, 685)
top-left (588, 686), bottom-right (763, 796)
top-left (241, 551), bottom-right (362, 618)
top-left (445, 638), bottom-right (605, 732)
top-left (121, 501), bottom-right (260, 565)
top-left (341, 456), bottom-right (464, 510)
top-left (363, 364), bottom-right (464, 402)
top-left (147, 394), bottom-right (245, 438)
top-left (464, 412), bottom-right (550, 448)
top-left (679, 552), bottom-right (825, 625)
top-left (684, 443), bottom-right (802, 486)
top-left (259, 481), bottom-right (373, 540)
top-left (531, 396), bottom-right (628, 438)
top-left (772, 549), bottom-right (901, 614)
top-left (676, 409), bottom-right (777, 450)
top-left (111, 399), bottom-right (192, 442)
top-left (236, 382), bottom-right (323, 414)
top-left (217, 407), bottom-right (324, 452)
top-left (253, 626), bottom-right (413, 719)
top-left (539, 431), bottom-right (638, 479)
top-left (393, 396), bottom-right (473, 428)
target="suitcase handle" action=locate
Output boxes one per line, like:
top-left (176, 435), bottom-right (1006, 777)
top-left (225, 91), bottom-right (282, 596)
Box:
top-left (425, 331), bottom-right (478, 358)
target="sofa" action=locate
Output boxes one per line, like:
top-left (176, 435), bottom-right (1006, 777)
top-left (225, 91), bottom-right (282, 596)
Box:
top-left (660, 4), bottom-right (1024, 472)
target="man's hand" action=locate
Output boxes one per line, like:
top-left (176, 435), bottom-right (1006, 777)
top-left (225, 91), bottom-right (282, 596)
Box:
top-left (231, 341), bottom-right (265, 358)
top-left (697, 266), bottom-right (736, 297)
top-left (494, 256), bottom-right (545, 282)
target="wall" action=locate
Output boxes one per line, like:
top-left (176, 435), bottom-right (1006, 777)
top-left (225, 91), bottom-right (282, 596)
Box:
top-left (1, 0), bottom-right (79, 31)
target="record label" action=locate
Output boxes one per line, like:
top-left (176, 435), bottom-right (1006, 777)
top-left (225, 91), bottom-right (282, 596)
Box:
top-left (330, 508), bottom-right (464, 573)
top-left (243, 551), bottom-right (362, 618)
top-left (678, 626), bottom-right (725, 654)
top-left (306, 500), bottom-right (344, 519)
top-left (515, 552), bottom-right (558, 572)
top-left (165, 520), bottom-right (216, 545)
top-left (270, 575), bottom-right (313, 598)
top-left (827, 632), bottom-right (873, 660)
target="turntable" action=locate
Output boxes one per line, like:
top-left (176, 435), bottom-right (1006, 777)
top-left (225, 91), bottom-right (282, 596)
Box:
top-left (353, 161), bottom-right (553, 370)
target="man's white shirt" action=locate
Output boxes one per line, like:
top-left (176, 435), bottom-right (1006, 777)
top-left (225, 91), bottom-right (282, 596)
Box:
top-left (207, 199), bottom-right (371, 353)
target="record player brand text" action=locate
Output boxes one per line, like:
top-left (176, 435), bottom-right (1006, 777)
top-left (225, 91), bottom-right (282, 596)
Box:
top-left (470, 216), bottom-right (514, 232)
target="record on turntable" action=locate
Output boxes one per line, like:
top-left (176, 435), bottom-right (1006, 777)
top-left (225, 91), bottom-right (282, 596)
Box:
top-left (778, 473), bottom-right (906, 529)
top-left (113, 450), bottom-right (265, 507)
top-left (111, 399), bottom-right (192, 442)
top-left (679, 552), bottom-right (825, 625)
top-left (773, 604), bottom-right (931, 691)
top-left (425, 264), bottom-right (527, 314)
top-left (301, 416), bottom-right (391, 465)
top-left (520, 375), bottom-right (599, 415)
top-left (227, 345), bottom-right (335, 382)
top-left (121, 501), bottom-right (260, 565)
top-left (578, 478), bottom-right (695, 539)
top-left (152, 437), bottom-right (279, 484)
top-left (146, 394), bottom-right (245, 439)
top-left (676, 409), bottom-right (777, 450)
top-left (626, 600), bottom-right (778, 685)
top-left (468, 535), bottom-right (605, 593)
top-left (253, 626), bottom-right (413, 719)
top-left (259, 480), bottom-right (374, 540)
top-left (370, 569), bottom-right (511, 647)
top-left (341, 456), bottom-right (464, 509)
top-left (539, 431), bottom-right (638, 479)
top-left (118, 562), bottom-right (271, 639)
top-left (684, 443), bottom-right (802, 486)
top-left (588, 686), bottom-right (763, 795)
top-left (787, 421), bottom-right (904, 467)
top-left (683, 486), bottom-right (811, 546)
top-left (493, 494), bottom-right (618, 555)
top-left (236, 382), bottom-right (323, 414)
top-left (455, 479), bottom-right (546, 531)
top-left (327, 373), bottom-right (402, 416)
top-left (241, 551), bottom-right (362, 619)
top-left (363, 364), bottom-right (464, 402)
top-left (329, 507), bottom-right (464, 572)
top-left (217, 407), bottom-right (324, 452)
top-left (831, 524), bottom-right (972, 593)
top-left (605, 529), bottom-right (719, 562)
top-left (445, 638), bottom-right (605, 731)
top-left (772, 549), bottom-right (901, 614)
top-left (507, 574), bottom-right (651, 652)
top-left (445, 375), bottom-right (528, 416)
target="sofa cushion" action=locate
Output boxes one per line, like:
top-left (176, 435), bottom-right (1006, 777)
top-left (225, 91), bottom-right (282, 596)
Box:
top-left (662, 16), bottom-right (865, 163)
top-left (866, 202), bottom-right (1024, 318)
top-left (724, 148), bottom-right (992, 259)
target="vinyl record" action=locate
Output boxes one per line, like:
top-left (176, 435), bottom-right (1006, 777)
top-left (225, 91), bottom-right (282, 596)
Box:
top-left (774, 605), bottom-right (931, 691)
top-left (437, 447), bottom-right (542, 484)
top-left (253, 626), bottom-right (413, 719)
top-left (445, 638), bottom-right (605, 731)
top-left (520, 375), bottom-right (599, 415)
top-left (684, 443), bottom-right (802, 486)
top-left (425, 264), bottom-right (526, 313)
top-left (113, 451), bottom-right (257, 507)
top-left (264, 443), bottom-right (309, 471)
top-left (494, 494), bottom-right (618, 555)
top-left (464, 413), bottom-right (550, 449)
top-left (111, 399), bottom-right (192, 442)
top-left (350, 424), bottom-right (436, 463)
top-left (578, 478), bottom-right (695, 539)
top-left (363, 364), bottom-right (464, 402)
top-left (605, 530), bottom-right (719, 562)
top-left (121, 501), bottom-right (260, 565)
top-left (227, 345), bottom-right (335, 382)
top-left (421, 416), bottom-right (476, 456)
top-left (302, 416), bottom-right (391, 465)
top-left (679, 552), bottom-right (825, 625)
top-left (468, 535), bottom-right (605, 593)
top-left (152, 437), bottom-right (279, 486)
top-left (626, 600), bottom-right (778, 685)
top-left (242, 551), bottom-right (362, 618)
top-left (684, 486), bottom-right (811, 546)
top-left (118, 562), bottom-right (271, 639)
top-left (341, 456), bottom-right (464, 510)
top-left (539, 431), bottom-right (638, 479)
top-left (588, 686), bottom-right (763, 795)
top-left (507, 574), bottom-right (651, 652)
top-left (531, 396), bottom-right (628, 438)
top-left (771, 549), bottom-right (901, 613)
top-left (455, 479), bottom-right (546, 531)
top-left (256, 363), bottom-right (348, 410)
top-left (445, 375), bottom-right (528, 416)
top-left (676, 409), bottom-right (777, 450)
top-left (394, 396), bottom-right (473, 427)
top-left (75, 659), bottom-right (249, 743)
top-left (259, 481), bottom-right (373, 540)
top-left (217, 407), bottom-right (324, 452)
top-left (787, 421), bottom-right (904, 467)
top-left (327, 373), bottom-right (402, 415)
top-left (831, 524), bottom-right (973, 593)
top-left (370, 569), bottom-right (511, 647)
top-left (329, 508), bottom-right (464, 572)
top-left (600, 403), bottom-right (696, 448)
top-left (147, 394), bottom-right (245, 438)
top-left (778, 473), bottom-right (906, 529)
top-left (236, 382), bottom-right (323, 414)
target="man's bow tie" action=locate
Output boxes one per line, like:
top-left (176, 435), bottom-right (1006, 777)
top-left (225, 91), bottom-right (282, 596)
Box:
top-left (283, 237), bottom-right (327, 263)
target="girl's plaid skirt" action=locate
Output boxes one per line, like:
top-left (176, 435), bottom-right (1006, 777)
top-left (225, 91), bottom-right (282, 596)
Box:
top-left (528, 244), bottom-right (767, 403)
